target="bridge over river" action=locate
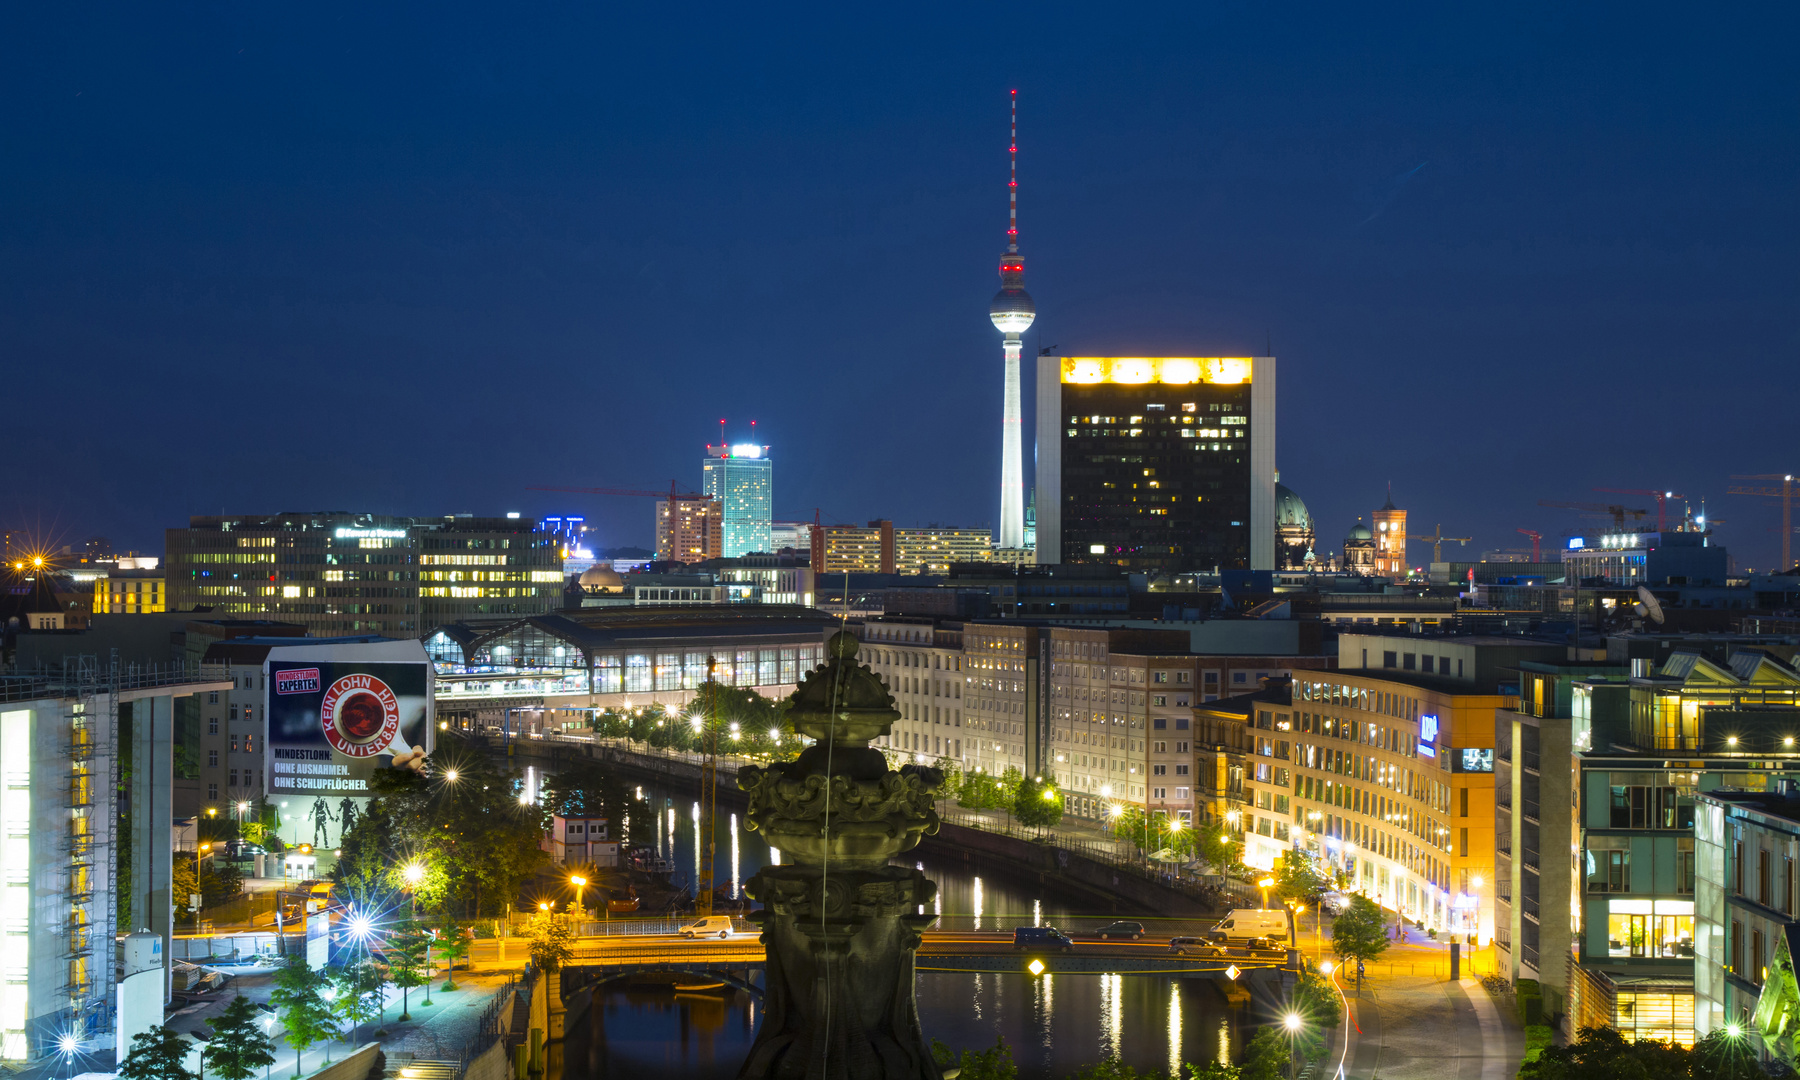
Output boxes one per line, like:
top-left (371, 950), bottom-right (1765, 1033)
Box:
top-left (561, 931), bottom-right (1298, 1002)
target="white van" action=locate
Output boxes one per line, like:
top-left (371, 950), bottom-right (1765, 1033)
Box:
top-left (679, 915), bottom-right (737, 939)
top-left (1207, 909), bottom-right (1289, 945)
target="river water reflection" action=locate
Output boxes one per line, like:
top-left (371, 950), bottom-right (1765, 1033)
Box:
top-left (569, 781), bottom-right (1245, 1078)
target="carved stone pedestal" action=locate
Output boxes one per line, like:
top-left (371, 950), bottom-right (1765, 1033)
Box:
top-left (738, 632), bottom-right (945, 1080)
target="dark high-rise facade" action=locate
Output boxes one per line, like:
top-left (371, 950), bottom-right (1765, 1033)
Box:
top-left (1035, 357), bottom-right (1276, 572)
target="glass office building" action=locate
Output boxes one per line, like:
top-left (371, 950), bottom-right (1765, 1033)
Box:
top-left (703, 444), bottom-right (773, 558)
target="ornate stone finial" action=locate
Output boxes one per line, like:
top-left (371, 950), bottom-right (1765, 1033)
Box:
top-left (736, 630), bottom-right (948, 1079)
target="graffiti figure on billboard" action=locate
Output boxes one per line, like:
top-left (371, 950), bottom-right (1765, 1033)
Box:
top-left (310, 798), bottom-right (336, 847)
top-left (338, 797), bottom-right (359, 836)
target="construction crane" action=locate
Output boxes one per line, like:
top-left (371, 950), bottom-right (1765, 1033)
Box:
top-left (1401, 524), bottom-right (1472, 565)
top-left (1516, 529), bottom-right (1542, 562)
top-left (1729, 474), bottom-right (1797, 571)
top-left (527, 480), bottom-right (712, 502)
top-left (1593, 488), bottom-right (1684, 532)
top-left (693, 656), bottom-right (721, 917)
top-left (1537, 500), bottom-right (1652, 530)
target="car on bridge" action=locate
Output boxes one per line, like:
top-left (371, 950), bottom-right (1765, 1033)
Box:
top-left (1167, 935), bottom-right (1282, 958)
top-left (1091, 921), bottom-right (1145, 941)
top-left (1012, 926), bottom-right (1074, 952)
top-left (678, 915), bottom-right (739, 939)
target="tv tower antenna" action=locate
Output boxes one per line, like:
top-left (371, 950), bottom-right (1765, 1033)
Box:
top-left (990, 89), bottom-right (1035, 551)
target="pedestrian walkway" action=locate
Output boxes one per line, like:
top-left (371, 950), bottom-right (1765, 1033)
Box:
top-left (1328, 933), bottom-right (1521, 1080)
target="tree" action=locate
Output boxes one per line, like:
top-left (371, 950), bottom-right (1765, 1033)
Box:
top-left (1522, 1025), bottom-right (1695, 1080)
top-left (119, 1027), bottom-right (194, 1080)
top-left (1013, 776), bottom-right (1064, 834)
top-left (172, 855), bottom-right (202, 923)
top-left (1239, 1027), bottom-right (1289, 1080)
top-left (435, 923), bottom-right (473, 990)
top-left (1184, 1063), bottom-right (1240, 1080)
top-left (1067, 1061), bottom-right (1151, 1080)
top-left (525, 912), bottom-right (574, 970)
top-left (930, 1037), bottom-right (1016, 1080)
top-left (328, 959), bottom-right (386, 1044)
top-left (1329, 895), bottom-right (1389, 987)
top-left (203, 996), bottom-right (277, 1080)
top-left (268, 956), bottom-right (335, 1077)
top-left (1196, 829), bottom-right (1243, 879)
top-left (388, 920), bottom-right (432, 1021)
top-left (1273, 853), bottom-right (1327, 908)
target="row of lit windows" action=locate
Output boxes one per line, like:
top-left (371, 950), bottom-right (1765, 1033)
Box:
top-left (420, 554), bottom-right (509, 566)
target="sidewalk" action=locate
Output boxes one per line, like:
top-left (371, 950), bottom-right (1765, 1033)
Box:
top-left (1324, 930), bottom-right (1520, 1080)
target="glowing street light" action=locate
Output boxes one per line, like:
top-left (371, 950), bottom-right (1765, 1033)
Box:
top-left (1284, 1012), bottom-right (1302, 1032)
top-left (445, 769), bottom-right (460, 783)
top-left (1259, 877), bottom-right (1276, 910)
top-left (570, 875), bottom-right (588, 920)
top-left (403, 861), bottom-right (426, 887)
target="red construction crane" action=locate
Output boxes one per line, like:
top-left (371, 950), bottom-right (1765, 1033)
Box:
top-left (1516, 529), bottom-right (1542, 561)
top-left (1593, 488), bottom-right (1684, 531)
top-left (1729, 473), bottom-right (1797, 571)
top-left (1537, 500), bottom-right (1651, 530)
top-left (527, 481), bottom-right (712, 502)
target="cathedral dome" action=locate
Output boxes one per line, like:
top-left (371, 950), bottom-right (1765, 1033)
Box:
top-left (578, 564), bottom-right (624, 591)
top-left (1275, 483), bottom-right (1311, 529)
top-left (1346, 519), bottom-right (1373, 542)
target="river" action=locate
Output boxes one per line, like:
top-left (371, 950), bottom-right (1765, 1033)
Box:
top-left (560, 779), bottom-right (1250, 1079)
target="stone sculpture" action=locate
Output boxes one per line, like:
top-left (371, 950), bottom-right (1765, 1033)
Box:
top-left (738, 630), bottom-right (945, 1080)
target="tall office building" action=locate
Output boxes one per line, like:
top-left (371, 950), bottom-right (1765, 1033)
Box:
top-left (1034, 357), bottom-right (1277, 572)
top-left (703, 443), bottom-right (773, 557)
top-left (989, 91), bottom-right (1033, 551)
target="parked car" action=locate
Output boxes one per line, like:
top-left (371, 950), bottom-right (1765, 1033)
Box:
top-left (1013, 926), bottom-right (1074, 952)
top-left (679, 915), bottom-right (737, 939)
top-left (1094, 921), bottom-right (1145, 940)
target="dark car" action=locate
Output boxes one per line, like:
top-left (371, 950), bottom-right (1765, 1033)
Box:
top-left (1094, 921), bottom-right (1145, 940)
top-left (1013, 926), bottom-right (1074, 952)
top-left (1170, 935), bottom-right (1280, 957)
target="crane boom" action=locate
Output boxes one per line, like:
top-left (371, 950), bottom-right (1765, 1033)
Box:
top-left (527, 482), bottom-right (712, 500)
top-left (1538, 500), bottom-right (1651, 529)
top-left (1728, 473), bottom-right (1797, 571)
top-left (1593, 488), bottom-right (1683, 531)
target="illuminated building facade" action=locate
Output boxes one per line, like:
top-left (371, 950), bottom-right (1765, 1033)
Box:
top-left (0, 663), bottom-right (225, 1062)
top-left (812, 521), bottom-right (895, 575)
top-left (1274, 480), bottom-right (1316, 571)
top-left (655, 497), bottom-right (723, 563)
top-left (1343, 520), bottom-right (1376, 575)
top-left (1373, 493), bottom-right (1408, 577)
top-left (860, 618), bottom-right (966, 763)
top-left (92, 567), bottom-right (165, 614)
top-left (894, 528), bottom-right (992, 575)
top-left (166, 513), bottom-right (562, 637)
top-left (1035, 356), bottom-right (1276, 572)
top-left (703, 444), bottom-right (773, 558)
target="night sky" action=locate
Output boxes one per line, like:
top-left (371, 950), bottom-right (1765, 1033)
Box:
top-left (5, 4), bottom-right (1794, 567)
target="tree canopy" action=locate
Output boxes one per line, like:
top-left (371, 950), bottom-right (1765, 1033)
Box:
top-left (1522, 1025), bottom-right (1763, 1080)
top-left (119, 1027), bottom-right (194, 1080)
top-left (1014, 776), bottom-right (1065, 832)
top-left (269, 955), bottom-right (335, 1077)
top-left (1329, 894), bottom-right (1390, 982)
top-left (203, 996), bottom-right (277, 1080)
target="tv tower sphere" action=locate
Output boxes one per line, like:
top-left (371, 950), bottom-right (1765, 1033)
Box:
top-left (990, 284), bottom-right (1036, 334)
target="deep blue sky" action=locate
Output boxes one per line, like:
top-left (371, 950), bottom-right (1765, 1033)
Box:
top-left (5, 4), bottom-right (1795, 568)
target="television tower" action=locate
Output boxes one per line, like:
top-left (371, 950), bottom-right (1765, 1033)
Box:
top-left (990, 89), bottom-right (1035, 551)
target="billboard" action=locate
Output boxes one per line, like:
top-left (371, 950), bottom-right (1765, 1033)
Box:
top-left (265, 642), bottom-right (433, 809)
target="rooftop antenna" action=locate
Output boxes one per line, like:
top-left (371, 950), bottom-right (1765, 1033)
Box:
top-left (718, 418), bottom-right (726, 447)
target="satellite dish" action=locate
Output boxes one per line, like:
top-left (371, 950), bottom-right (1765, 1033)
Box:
top-left (1636, 585), bottom-right (1665, 625)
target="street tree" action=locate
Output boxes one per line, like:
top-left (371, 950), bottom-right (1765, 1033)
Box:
top-left (1184, 1063), bottom-right (1241, 1080)
top-left (328, 959), bottom-right (386, 1044)
top-left (1012, 776), bottom-right (1064, 834)
top-left (525, 912), bottom-right (575, 970)
top-left (1273, 852), bottom-right (1328, 908)
top-left (1690, 1029), bottom-right (1763, 1080)
top-left (203, 995), bottom-right (276, 1080)
top-left (434, 922), bottom-right (473, 990)
top-left (1329, 895), bottom-right (1390, 988)
top-left (268, 956), bottom-right (335, 1077)
top-left (1521, 1024), bottom-right (1694, 1080)
top-left (1196, 828), bottom-right (1243, 879)
top-left (929, 1037), bottom-right (1015, 1080)
top-left (388, 920), bottom-right (432, 1021)
top-left (1238, 1027), bottom-right (1290, 1080)
top-left (119, 1027), bottom-right (195, 1080)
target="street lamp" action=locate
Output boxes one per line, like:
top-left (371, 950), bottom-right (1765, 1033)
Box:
top-left (1259, 876), bottom-right (1276, 911)
top-left (570, 876), bottom-right (587, 924)
top-left (1283, 1012), bottom-right (1304, 1077)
